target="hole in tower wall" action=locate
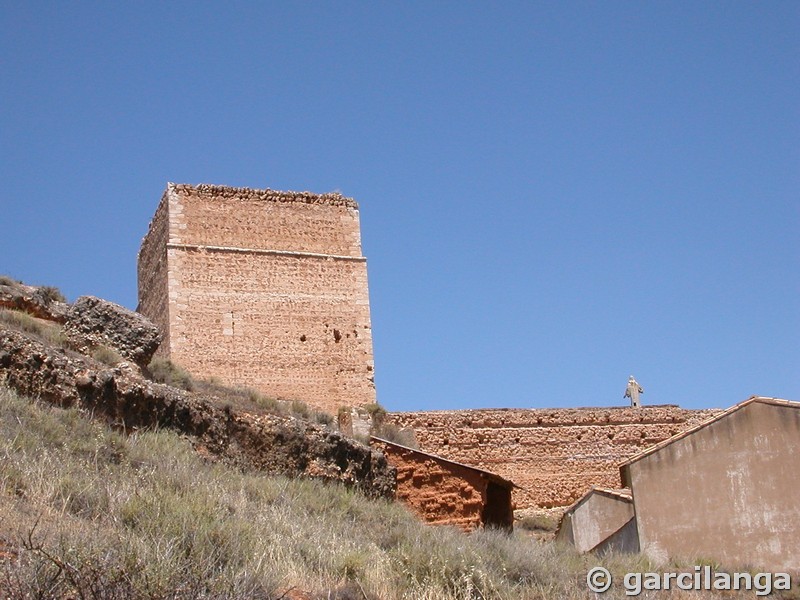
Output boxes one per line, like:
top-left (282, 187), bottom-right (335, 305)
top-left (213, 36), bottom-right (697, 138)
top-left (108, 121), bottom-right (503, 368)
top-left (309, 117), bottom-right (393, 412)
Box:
top-left (333, 329), bottom-right (342, 343)
top-left (300, 335), bottom-right (307, 342)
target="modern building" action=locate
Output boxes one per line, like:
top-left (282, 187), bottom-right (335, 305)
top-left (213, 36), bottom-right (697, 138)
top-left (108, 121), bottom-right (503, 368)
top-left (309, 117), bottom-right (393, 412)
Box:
top-left (556, 486), bottom-right (638, 554)
top-left (620, 396), bottom-right (800, 571)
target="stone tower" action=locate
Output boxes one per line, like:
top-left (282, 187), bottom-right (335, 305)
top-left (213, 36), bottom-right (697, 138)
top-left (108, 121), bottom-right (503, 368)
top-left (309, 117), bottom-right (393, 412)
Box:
top-left (137, 183), bottom-right (376, 414)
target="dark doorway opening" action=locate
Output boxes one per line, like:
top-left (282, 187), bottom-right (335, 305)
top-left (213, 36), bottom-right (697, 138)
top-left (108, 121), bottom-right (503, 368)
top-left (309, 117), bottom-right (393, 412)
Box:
top-left (482, 481), bottom-right (513, 530)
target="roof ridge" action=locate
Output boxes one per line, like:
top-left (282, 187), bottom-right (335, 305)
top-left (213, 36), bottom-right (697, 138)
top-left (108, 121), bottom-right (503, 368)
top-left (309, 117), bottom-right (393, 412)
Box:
top-left (619, 396), bottom-right (800, 469)
top-left (370, 435), bottom-right (520, 489)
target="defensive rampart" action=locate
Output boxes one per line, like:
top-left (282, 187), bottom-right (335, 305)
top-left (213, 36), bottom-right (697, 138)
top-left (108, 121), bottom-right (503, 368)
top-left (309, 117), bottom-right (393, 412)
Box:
top-left (388, 405), bottom-right (721, 511)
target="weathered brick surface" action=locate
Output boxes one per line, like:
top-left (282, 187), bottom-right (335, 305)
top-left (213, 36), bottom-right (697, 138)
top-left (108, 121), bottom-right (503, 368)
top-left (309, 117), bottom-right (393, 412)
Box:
top-left (137, 192), bottom-right (171, 350)
top-left (137, 183), bottom-right (375, 415)
top-left (170, 184), bottom-right (363, 256)
top-left (371, 439), bottom-right (513, 531)
top-left (387, 406), bottom-right (721, 510)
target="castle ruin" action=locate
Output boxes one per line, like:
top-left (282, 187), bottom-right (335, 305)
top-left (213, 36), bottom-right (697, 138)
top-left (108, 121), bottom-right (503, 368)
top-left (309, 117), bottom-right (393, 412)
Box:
top-left (137, 181), bottom-right (722, 518)
top-left (137, 183), bottom-right (376, 414)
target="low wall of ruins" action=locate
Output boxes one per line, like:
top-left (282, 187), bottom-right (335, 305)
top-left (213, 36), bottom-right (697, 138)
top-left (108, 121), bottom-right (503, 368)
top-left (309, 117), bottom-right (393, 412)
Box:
top-left (387, 405), bottom-right (721, 511)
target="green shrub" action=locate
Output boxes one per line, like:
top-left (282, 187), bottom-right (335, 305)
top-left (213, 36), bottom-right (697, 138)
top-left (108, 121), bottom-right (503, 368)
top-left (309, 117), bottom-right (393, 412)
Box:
top-left (291, 399), bottom-right (310, 419)
top-left (372, 422), bottom-right (418, 448)
top-left (314, 411), bottom-right (334, 426)
top-left (248, 388), bottom-right (280, 412)
top-left (146, 357), bottom-right (195, 391)
top-left (92, 345), bottom-right (123, 366)
top-left (363, 402), bottom-right (387, 423)
top-left (518, 513), bottom-right (559, 532)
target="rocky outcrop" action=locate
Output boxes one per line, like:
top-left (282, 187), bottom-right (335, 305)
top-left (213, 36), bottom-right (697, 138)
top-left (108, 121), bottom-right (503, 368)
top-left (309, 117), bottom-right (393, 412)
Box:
top-left (63, 296), bottom-right (162, 369)
top-left (0, 278), bottom-right (68, 322)
top-left (0, 326), bottom-right (395, 499)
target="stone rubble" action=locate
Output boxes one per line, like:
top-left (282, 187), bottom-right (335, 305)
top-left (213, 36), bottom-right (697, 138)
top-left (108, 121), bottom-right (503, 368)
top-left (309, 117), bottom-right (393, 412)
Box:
top-left (63, 295), bottom-right (162, 369)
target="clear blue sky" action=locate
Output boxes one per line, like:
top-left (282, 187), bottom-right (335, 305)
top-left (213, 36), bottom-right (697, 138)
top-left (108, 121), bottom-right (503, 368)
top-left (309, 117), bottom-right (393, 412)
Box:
top-left (2, 2), bottom-right (798, 412)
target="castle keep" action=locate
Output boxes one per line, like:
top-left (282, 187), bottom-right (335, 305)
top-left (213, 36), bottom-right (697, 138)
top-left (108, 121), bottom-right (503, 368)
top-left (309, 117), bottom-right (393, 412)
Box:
top-left (137, 183), bottom-right (376, 414)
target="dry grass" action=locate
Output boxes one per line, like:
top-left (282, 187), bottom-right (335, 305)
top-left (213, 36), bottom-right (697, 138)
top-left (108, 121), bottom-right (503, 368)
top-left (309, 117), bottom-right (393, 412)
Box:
top-left (193, 376), bottom-right (334, 425)
top-left (146, 356), bottom-right (196, 391)
top-left (0, 385), bottom-right (784, 599)
top-left (91, 344), bottom-right (124, 366)
top-left (146, 357), bottom-right (333, 424)
top-left (38, 285), bottom-right (66, 304)
top-left (518, 514), bottom-right (559, 534)
top-left (0, 309), bottom-right (67, 348)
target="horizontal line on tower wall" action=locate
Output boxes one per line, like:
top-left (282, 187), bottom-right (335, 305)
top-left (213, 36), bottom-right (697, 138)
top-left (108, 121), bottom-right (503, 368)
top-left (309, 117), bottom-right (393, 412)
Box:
top-left (166, 243), bottom-right (367, 262)
top-left (402, 421), bottom-right (690, 431)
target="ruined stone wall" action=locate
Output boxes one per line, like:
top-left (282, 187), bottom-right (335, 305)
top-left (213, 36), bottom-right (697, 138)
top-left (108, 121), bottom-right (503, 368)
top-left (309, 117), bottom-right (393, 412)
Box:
top-left (138, 183), bottom-right (376, 415)
top-left (170, 184), bottom-right (363, 256)
top-left (136, 192), bottom-right (170, 353)
top-left (387, 406), bottom-right (721, 511)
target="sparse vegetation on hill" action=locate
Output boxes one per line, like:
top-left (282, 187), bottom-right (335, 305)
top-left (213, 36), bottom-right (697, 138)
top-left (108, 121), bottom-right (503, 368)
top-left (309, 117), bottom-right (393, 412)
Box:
top-left (37, 285), bottom-right (66, 304)
top-left (145, 356), bottom-right (334, 425)
top-left (0, 309), bottom-right (67, 348)
top-left (362, 402), bottom-right (419, 448)
top-left (1, 385), bottom-right (775, 600)
top-left (1, 281), bottom-right (793, 599)
top-left (147, 356), bottom-right (197, 391)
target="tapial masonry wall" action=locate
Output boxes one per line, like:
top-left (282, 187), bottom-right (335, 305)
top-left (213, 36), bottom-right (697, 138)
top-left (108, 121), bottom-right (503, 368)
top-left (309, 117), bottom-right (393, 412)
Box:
top-left (137, 183), bottom-right (376, 414)
top-left (388, 405), bottom-right (721, 511)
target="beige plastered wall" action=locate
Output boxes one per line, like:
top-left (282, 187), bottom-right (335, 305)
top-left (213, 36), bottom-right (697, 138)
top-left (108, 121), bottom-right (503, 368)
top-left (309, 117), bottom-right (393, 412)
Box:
top-left (558, 490), bottom-right (634, 553)
top-left (624, 401), bottom-right (800, 572)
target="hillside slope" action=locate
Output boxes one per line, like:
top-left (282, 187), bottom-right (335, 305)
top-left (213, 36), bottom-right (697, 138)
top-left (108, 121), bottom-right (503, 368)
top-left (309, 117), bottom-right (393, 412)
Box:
top-left (0, 383), bottom-right (639, 599)
top-left (0, 280), bottom-right (394, 499)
